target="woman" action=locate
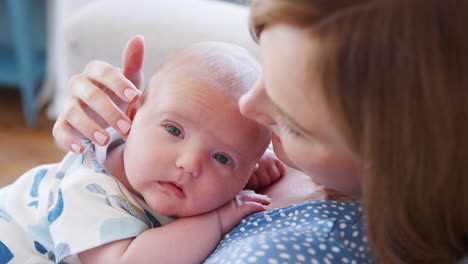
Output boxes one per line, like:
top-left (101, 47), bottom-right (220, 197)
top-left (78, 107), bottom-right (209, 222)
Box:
top-left (53, 0), bottom-right (468, 263)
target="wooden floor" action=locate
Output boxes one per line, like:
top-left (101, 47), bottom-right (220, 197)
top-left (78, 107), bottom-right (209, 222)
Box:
top-left (0, 88), bottom-right (65, 187)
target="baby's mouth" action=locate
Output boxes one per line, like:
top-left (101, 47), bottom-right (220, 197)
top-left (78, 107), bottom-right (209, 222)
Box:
top-left (158, 181), bottom-right (186, 199)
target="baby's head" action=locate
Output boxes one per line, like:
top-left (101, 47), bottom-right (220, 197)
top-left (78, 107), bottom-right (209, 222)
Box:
top-left (124, 42), bottom-right (271, 217)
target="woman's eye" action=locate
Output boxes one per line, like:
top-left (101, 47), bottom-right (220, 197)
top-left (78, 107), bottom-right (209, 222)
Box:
top-left (166, 125), bottom-right (182, 138)
top-left (212, 153), bottom-right (231, 165)
top-left (279, 116), bottom-right (303, 137)
top-left (284, 125), bottom-right (302, 137)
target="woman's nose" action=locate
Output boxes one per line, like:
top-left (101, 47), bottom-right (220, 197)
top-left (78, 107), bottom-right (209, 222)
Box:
top-left (176, 150), bottom-right (202, 177)
top-left (239, 79), bottom-right (275, 126)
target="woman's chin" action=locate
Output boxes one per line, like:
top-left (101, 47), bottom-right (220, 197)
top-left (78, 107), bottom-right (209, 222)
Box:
top-left (271, 132), bottom-right (300, 170)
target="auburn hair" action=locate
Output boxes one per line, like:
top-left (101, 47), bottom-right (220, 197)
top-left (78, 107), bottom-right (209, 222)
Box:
top-left (249, 0), bottom-right (468, 263)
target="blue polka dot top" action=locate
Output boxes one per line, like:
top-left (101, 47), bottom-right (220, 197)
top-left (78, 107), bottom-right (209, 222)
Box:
top-left (205, 200), bottom-right (375, 264)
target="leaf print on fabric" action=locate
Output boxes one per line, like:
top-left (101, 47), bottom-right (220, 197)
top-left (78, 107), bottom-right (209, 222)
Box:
top-left (47, 251), bottom-right (56, 262)
top-left (55, 171), bottom-right (65, 180)
top-left (0, 209), bottom-right (12, 222)
top-left (85, 184), bottom-right (150, 227)
top-left (86, 184), bottom-right (111, 206)
top-left (26, 217), bottom-right (55, 251)
top-left (27, 201), bottom-right (39, 208)
top-left (34, 241), bottom-right (48, 254)
top-left (111, 195), bottom-right (150, 227)
top-left (144, 210), bottom-right (162, 228)
top-left (27, 168), bottom-right (47, 209)
top-left (48, 189), bottom-right (64, 225)
top-left (47, 191), bottom-right (54, 210)
top-left (88, 145), bottom-right (109, 175)
top-left (55, 242), bottom-right (71, 264)
top-left (30, 168), bottom-right (47, 198)
top-left (0, 241), bottom-right (13, 264)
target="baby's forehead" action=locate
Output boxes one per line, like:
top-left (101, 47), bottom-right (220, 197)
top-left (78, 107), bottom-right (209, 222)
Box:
top-left (148, 42), bottom-right (259, 93)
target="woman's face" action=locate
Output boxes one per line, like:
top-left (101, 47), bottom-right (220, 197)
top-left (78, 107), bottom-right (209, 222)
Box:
top-left (239, 24), bottom-right (362, 198)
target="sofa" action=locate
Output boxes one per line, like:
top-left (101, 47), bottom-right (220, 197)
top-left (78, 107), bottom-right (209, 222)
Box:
top-left (47, 0), bottom-right (256, 119)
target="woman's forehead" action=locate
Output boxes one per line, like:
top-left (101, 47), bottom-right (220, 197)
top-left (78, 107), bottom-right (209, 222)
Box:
top-left (259, 26), bottom-right (321, 118)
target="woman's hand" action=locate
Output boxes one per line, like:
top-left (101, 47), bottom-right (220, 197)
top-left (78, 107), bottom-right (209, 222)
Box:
top-left (53, 35), bottom-right (145, 153)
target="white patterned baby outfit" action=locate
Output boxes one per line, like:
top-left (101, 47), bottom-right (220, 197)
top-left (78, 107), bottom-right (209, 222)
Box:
top-left (0, 142), bottom-right (173, 264)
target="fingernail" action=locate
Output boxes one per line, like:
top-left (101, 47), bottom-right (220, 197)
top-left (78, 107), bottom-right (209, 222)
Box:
top-left (71, 143), bottom-right (82, 153)
top-left (117, 119), bottom-right (131, 134)
top-left (93, 131), bottom-right (107, 145)
top-left (124, 88), bottom-right (138, 101)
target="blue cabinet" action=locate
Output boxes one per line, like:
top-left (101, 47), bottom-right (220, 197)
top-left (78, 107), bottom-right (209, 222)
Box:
top-left (0, 0), bottom-right (47, 127)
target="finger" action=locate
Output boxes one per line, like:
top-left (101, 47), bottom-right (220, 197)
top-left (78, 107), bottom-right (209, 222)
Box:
top-left (245, 172), bottom-right (259, 190)
top-left (83, 60), bottom-right (140, 104)
top-left (70, 75), bottom-right (132, 135)
top-left (266, 162), bottom-right (281, 182)
top-left (254, 165), bottom-right (272, 188)
top-left (241, 201), bottom-right (268, 215)
top-left (65, 100), bottom-right (110, 146)
top-left (53, 117), bottom-right (84, 153)
top-left (238, 190), bottom-right (271, 204)
top-left (274, 160), bottom-right (286, 176)
top-left (122, 35), bottom-right (145, 90)
top-left (244, 195), bottom-right (271, 205)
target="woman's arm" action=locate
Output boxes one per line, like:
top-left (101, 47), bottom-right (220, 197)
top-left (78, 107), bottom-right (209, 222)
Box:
top-left (78, 191), bottom-right (270, 264)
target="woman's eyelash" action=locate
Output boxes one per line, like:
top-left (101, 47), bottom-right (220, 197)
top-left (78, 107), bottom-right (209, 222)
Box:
top-left (279, 116), bottom-right (302, 137)
top-left (284, 125), bottom-right (302, 136)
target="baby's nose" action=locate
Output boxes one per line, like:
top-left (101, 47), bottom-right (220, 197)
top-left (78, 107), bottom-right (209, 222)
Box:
top-left (176, 151), bottom-right (202, 177)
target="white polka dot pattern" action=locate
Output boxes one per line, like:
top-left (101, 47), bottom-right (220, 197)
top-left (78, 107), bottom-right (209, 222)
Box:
top-left (204, 200), bottom-right (375, 263)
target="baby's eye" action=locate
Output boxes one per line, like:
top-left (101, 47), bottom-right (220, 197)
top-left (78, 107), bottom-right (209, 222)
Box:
top-left (166, 125), bottom-right (182, 138)
top-left (212, 153), bottom-right (231, 165)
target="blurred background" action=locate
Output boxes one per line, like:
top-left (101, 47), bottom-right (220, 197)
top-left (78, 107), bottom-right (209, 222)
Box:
top-left (0, 0), bottom-right (64, 187)
top-left (0, 0), bottom-right (255, 187)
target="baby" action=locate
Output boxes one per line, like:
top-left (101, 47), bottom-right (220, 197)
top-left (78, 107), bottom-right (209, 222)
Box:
top-left (0, 42), bottom-right (282, 263)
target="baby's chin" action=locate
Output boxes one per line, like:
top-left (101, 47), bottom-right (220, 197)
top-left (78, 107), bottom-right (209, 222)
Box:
top-left (143, 196), bottom-right (178, 217)
top-left (152, 206), bottom-right (184, 218)
top-left (151, 203), bottom-right (205, 218)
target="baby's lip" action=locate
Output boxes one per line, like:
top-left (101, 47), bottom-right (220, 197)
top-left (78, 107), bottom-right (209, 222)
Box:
top-left (158, 181), bottom-right (186, 199)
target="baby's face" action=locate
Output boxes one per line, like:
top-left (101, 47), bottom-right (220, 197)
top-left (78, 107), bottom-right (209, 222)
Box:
top-left (124, 68), bottom-right (270, 217)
